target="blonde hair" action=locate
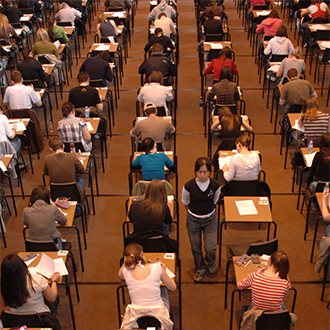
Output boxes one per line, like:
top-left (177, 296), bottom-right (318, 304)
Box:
top-left (97, 14), bottom-right (107, 23)
top-left (302, 97), bottom-right (319, 121)
top-left (123, 244), bottom-right (145, 269)
top-left (37, 28), bottom-right (50, 42)
top-left (291, 46), bottom-right (302, 59)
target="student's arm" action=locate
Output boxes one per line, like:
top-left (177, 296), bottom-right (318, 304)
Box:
top-left (74, 154), bottom-right (85, 174)
top-left (301, 8), bottom-right (311, 17)
top-left (82, 125), bottom-right (91, 142)
top-left (322, 191), bottom-right (330, 222)
top-left (42, 273), bottom-right (60, 302)
top-left (53, 206), bottom-right (68, 225)
top-left (211, 118), bottom-right (220, 132)
top-left (110, 20), bottom-right (119, 35)
top-left (242, 118), bottom-right (253, 132)
top-left (256, 21), bottom-right (264, 34)
top-left (181, 186), bottom-right (189, 210)
top-left (160, 262), bottom-right (177, 291)
top-left (118, 263), bottom-right (125, 279)
top-left (96, 23), bottom-right (102, 39)
top-left (31, 89), bottom-right (42, 107)
top-left (96, 102), bottom-right (103, 112)
top-left (223, 157), bottom-right (235, 182)
top-left (276, 62), bottom-right (284, 78)
top-left (165, 155), bottom-right (176, 172)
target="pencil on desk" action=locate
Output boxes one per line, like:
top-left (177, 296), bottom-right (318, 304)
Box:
top-left (244, 260), bottom-right (252, 268)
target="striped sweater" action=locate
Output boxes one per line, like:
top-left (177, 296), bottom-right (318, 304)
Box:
top-left (237, 272), bottom-right (289, 311)
top-left (304, 113), bottom-right (330, 138)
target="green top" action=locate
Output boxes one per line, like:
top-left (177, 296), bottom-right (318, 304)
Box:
top-left (32, 41), bottom-right (59, 58)
top-left (51, 25), bottom-right (69, 44)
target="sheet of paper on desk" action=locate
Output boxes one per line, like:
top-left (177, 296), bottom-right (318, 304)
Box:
top-left (86, 121), bottom-right (94, 131)
top-left (304, 151), bottom-right (317, 167)
top-left (115, 11), bottom-right (125, 17)
top-left (58, 207), bottom-right (68, 216)
top-left (166, 268), bottom-right (175, 279)
top-left (10, 121), bottom-right (26, 132)
top-left (53, 258), bottom-right (68, 276)
top-left (25, 254), bottom-right (39, 266)
top-left (150, 0), bottom-right (157, 4)
top-left (257, 10), bottom-right (271, 16)
top-left (167, 195), bottom-right (174, 201)
top-left (269, 64), bottom-right (280, 72)
top-left (312, 24), bottom-right (327, 30)
top-left (210, 43), bottom-right (223, 49)
top-left (0, 161), bottom-right (7, 172)
top-left (35, 253), bottom-right (55, 278)
top-left (235, 200), bottom-right (258, 216)
top-left (320, 41), bottom-right (330, 48)
top-left (20, 16), bottom-right (29, 21)
top-left (219, 155), bottom-right (232, 170)
top-left (108, 36), bottom-right (115, 43)
top-left (95, 44), bottom-right (110, 51)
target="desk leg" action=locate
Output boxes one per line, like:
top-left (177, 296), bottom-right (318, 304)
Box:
top-left (224, 259), bottom-right (232, 309)
top-left (230, 289), bottom-right (239, 330)
top-left (310, 216), bottom-right (322, 263)
top-left (291, 287), bottom-right (297, 313)
top-left (88, 171), bottom-right (95, 215)
top-left (297, 168), bottom-right (304, 210)
top-left (0, 209), bottom-right (7, 247)
top-left (267, 222), bottom-right (270, 241)
top-left (63, 282), bottom-right (76, 330)
top-left (5, 174), bottom-right (17, 216)
top-left (43, 103), bottom-right (49, 139)
top-left (218, 221), bottom-right (225, 267)
top-left (272, 221), bottom-right (277, 239)
top-left (67, 252), bottom-right (80, 301)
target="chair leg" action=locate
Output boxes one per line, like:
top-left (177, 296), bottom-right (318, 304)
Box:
top-left (310, 216), bottom-right (322, 263)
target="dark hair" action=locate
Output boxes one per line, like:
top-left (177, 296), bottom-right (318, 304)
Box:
top-left (29, 185), bottom-right (51, 206)
top-left (3, 0), bottom-right (11, 7)
top-left (219, 46), bottom-right (232, 60)
top-left (151, 43), bottom-right (164, 53)
top-left (270, 251), bottom-right (290, 280)
top-left (158, 12), bottom-right (167, 19)
top-left (123, 244), bottom-right (145, 269)
top-left (219, 106), bottom-right (240, 132)
top-left (149, 70), bottom-right (163, 84)
top-left (77, 71), bottom-right (90, 84)
top-left (205, 11), bottom-right (214, 19)
top-left (145, 105), bottom-right (157, 116)
top-left (195, 157), bottom-right (212, 172)
top-left (1, 254), bottom-right (33, 308)
top-left (141, 137), bottom-right (155, 154)
top-left (155, 27), bottom-right (163, 35)
top-left (49, 136), bottom-right (63, 151)
top-left (62, 101), bottom-right (74, 117)
top-left (236, 135), bottom-right (251, 149)
top-left (97, 50), bottom-right (110, 62)
top-left (276, 26), bottom-right (288, 37)
top-left (47, 17), bottom-right (55, 41)
top-left (140, 179), bottom-right (168, 224)
top-left (22, 47), bottom-right (30, 61)
top-left (219, 66), bottom-right (233, 81)
top-left (269, 9), bottom-right (279, 18)
top-left (287, 68), bottom-right (298, 79)
top-left (11, 70), bottom-right (22, 84)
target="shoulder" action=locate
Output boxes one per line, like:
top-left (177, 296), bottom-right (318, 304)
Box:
top-left (185, 178), bottom-right (196, 190)
top-left (31, 273), bottom-right (48, 289)
top-left (209, 177), bottom-right (220, 189)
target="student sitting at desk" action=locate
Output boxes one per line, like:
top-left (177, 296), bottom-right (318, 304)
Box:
top-left (0, 107), bottom-right (21, 154)
top-left (321, 189), bottom-right (330, 237)
top-left (148, 0), bottom-right (177, 21)
top-left (222, 135), bottom-right (260, 182)
top-left (129, 179), bottom-right (172, 236)
top-left (307, 133), bottom-right (330, 193)
top-left (23, 185), bottom-right (67, 249)
top-left (130, 137), bottom-right (176, 180)
top-left (238, 250), bottom-right (290, 311)
top-left (144, 27), bottom-right (175, 57)
top-left (96, 14), bottom-right (118, 40)
top-left (47, 17), bottom-right (69, 45)
top-left (55, 1), bottom-right (82, 26)
top-left (204, 47), bottom-right (238, 85)
top-left (154, 13), bottom-right (176, 39)
top-left (118, 243), bottom-right (176, 329)
top-left (264, 26), bottom-right (294, 56)
top-left (255, 10), bottom-right (283, 40)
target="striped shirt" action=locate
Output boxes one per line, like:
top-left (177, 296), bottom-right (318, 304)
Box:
top-left (237, 272), bottom-right (289, 311)
top-left (304, 113), bottom-right (330, 138)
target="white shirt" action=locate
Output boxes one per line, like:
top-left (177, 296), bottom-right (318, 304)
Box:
top-left (4, 84), bottom-right (41, 109)
top-left (0, 114), bottom-right (14, 142)
top-left (138, 82), bottom-right (173, 108)
top-left (55, 6), bottom-right (82, 26)
top-left (154, 17), bottom-right (176, 38)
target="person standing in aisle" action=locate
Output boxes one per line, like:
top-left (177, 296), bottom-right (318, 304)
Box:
top-left (182, 157), bottom-right (220, 282)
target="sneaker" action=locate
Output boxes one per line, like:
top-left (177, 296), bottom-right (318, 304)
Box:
top-left (208, 263), bottom-right (217, 274)
top-left (194, 269), bottom-right (206, 282)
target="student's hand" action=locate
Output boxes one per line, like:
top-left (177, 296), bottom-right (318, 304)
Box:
top-left (160, 261), bottom-right (167, 269)
top-left (222, 164), bottom-right (228, 172)
top-left (257, 266), bottom-right (266, 274)
top-left (323, 190), bottom-right (329, 199)
top-left (51, 272), bottom-right (60, 282)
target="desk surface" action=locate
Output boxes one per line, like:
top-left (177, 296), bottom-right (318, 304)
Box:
top-left (204, 41), bottom-right (232, 51)
top-left (317, 40), bottom-right (330, 51)
top-left (0, 154), bottom-right (13, 170)
top-left (8, 118), bottom-right (30, 135)
top-left (224, 196), bottom-right (273, 223)
top-left (308, 23), bottom-right (330, 32)
top-left (42, 63), bottom-right (56, 75)
top-left (287, 113), bottom-right (301, 128)
top-left (233, 256), bottom-right (265, 284)
top-left (301, 147), bottom-right (318, 167)
top-left (95, 87), bottom-right (109, 100)
top-left (63, 26), bottom-right (75, 35)
top-left (104, 11), bottom-right (127, 19)
top-left (136, 116), bottom-right (172, 124)
top-left (89, 43), bottom-right (119, 53)
top-left (20, 13), bottom-right (33, 21)
top-left (57, 200), bottom-right (77, 228)
top-left (144, 252), bottom-right (176, 275)
top-left (83, 117), bottom-right (99, 134)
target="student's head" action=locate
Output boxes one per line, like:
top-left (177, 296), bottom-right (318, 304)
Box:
top-left (311, 0), bottom-right (320, 4)
top-left (151, 43), bottom-right (164, 54)
top-left (205, 11), bottom-right (214, 19)
top-left (10, 70), bottom-right (22, 84)
top-left (291, 46), bottom-right (302, 59)
top-left (268, 9), bottom-right (279, 18)
top-left (158, 13), bottom-right (167, 19)
top-left (287, 68), bottom-right (298, 79)
top-left (236, 135), bottom-right (251, 150)
top-left (62, 102), bottom-right (75, 118)
top-left (144, 102), bottom-right (157, 116)
top-left (141, 137), bottom-right (155, 154)
top-left (22, 48), bottom-right (31, 61)
top-left (269, 251), bottom-right (290, 280)
top-left (320, 133), bottom-right (330, 150)
top-left (219, 47), bottom-right (232, 60)
top-left (77, 71), bottom-right (90, 84)
top-left (97, 14), bottom-right (107, 23)
top-left (37, 28), bottom-right (50, 42)
top-left (276, 26), bottom-right (288, 38)
top-left (49, 136), bottom-right (64, 152)
top-left (59, 1), bottom-right (68, 9)
top-left (29, 185), bottom-right (51, 206)
top-left (194, 157), bottom-right (212, 173)
top-left (145, 179), bottom-right (167, 204)
top-left (97, 50), bottom-right (110, 62)
top-left (219, 106), bottom-right (240, 132)
top-left (1, 254), bottom-right (31, 308)
top-left (302, 97), bottom-right (319, 120)
top-left (155, 27), bottom-right (163, 36)
top-left (148, 70), bottom-right (163, 84)
top-left (3, 0), bottom-right (12, 8)
top-left (123, 243), bottom-right (145, 269)
top-left (219, 66), bottom-right (233, 82)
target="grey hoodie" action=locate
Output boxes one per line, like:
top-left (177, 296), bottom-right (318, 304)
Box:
top-left (148, 0), bottom-right (176, 21)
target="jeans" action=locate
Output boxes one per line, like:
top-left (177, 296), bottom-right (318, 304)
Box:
top-left (9, 136), bottom-right (21, 155)
top-left (326, 224), bottom-right (330, 237)
top-left (160, 287), bottom-right (170, 311)
top-left (186, 211), bottom-right (217, 271)
top-left (76, 178), bottom-right (85, 195)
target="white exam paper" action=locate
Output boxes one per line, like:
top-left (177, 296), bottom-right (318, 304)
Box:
top-left (257, 10), bottom-right (271, 16)
top-left (320, 41), bottom-right (330, 49)
top-left (95, 44), bottom-right (110, 51)
top-left (304, 151), bottom-right (317, 167)
top-left (86, 122), bottom-right (94, 131)
top-left (218, 155), bottom-right (232, 170)
top-left (0, 161), bottom-right (7, 172)
top-left (235, 200), bottom-right (258, 216)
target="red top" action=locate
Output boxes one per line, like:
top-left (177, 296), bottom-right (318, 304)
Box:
top-left (247, 0), bottom-right (272, 12)
top-left (204, 58), bottom-right (238, 84)
top-left (311, 3), bottom-right (327, 21)
top-left (238, 272), bottom-right (289, 311)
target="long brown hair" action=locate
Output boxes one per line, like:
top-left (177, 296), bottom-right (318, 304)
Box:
top-left (140, 179), bottom-right (167, 224)
top-left (270, 251), bottom-right (290, 280)
top-left (123, 243), bottom-right (146, 269)
top-left (302, 97), bottom-right (319, 121)
top-left (219, 107), bottom-right (240, 132)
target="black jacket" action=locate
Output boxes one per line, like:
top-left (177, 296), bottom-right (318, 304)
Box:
top-left (144, 35), bottom-right (175, 54)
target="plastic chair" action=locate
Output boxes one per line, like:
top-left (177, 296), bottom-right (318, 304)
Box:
top-left (137, 316), bottom-right (161, 329)
top-left (256, 310), bottom-right (292, 330)
top-left (315, 48), bottom-right (330, 97)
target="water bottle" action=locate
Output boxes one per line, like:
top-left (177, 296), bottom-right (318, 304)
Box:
top-left (222, 18), bottom-right (226, 30)
top-left (0, 319), bottom-right (3, 329)
top-left (307, 139), bottom-right (313, 154)
top-left (324, 182), bottom-right (330, 194)
top-left (0, 146), bottom-right (3, 158)
top-left (84, 106), bottom-right (90, 121)
top-left (70, 140), bottom-right (76, 154)
top-left (199, 96), bottom-right (203, 109)
top-left (49, 119), bottom-right (54, 133)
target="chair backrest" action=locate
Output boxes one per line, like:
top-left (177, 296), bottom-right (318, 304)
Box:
top-left (215, 103), bottom-right (237, 115)
top-left (256, 310), bottom-right (291, 330)
top-left (287, 104), bottom-right (303, 113)
top-left (25, 239), bottom-right (58, 252)
top-left (50, 182), bottom-right (82, 202)
top-left (1, 310), bottom-right (44, 328)
top-left (252, 4), bottom-right (269, 10)
top-left (315, 181), bottom-right (330, 193)
top-left (246, 238), bottom-right (278, 256)
top-left (131, 180), bottom-right (174, 196)
top-left (23, 79), bottom-right (42, 89)
top-left (100, 36), bottom-right (118, 43)
top-left (321, 48), bottom-right (330, 64)
top-left (315, 30), bottom-right (330, 42)
top-left (156, 106), bottom-right (166, 116)
top-left (264, 35), bottom-right (274, 41)
top-left (207, 48), bottom-right (221, 61)
top-left (137, 316), bottom-right (162, 329)
top-left (90, 79), bottom-right (106, 87)
top-left (57, 21), bottom-right (72, 27)
top-left (63, 141), bottom-right (85, 153)
top-left (37, 55), bottom-right (52, 64)
top-left (269, 54), bottom-right (288, 62)
top-left (228, 179), bottom-right (261, 196)
top-left (205, 33), bottom-right (223, 42)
